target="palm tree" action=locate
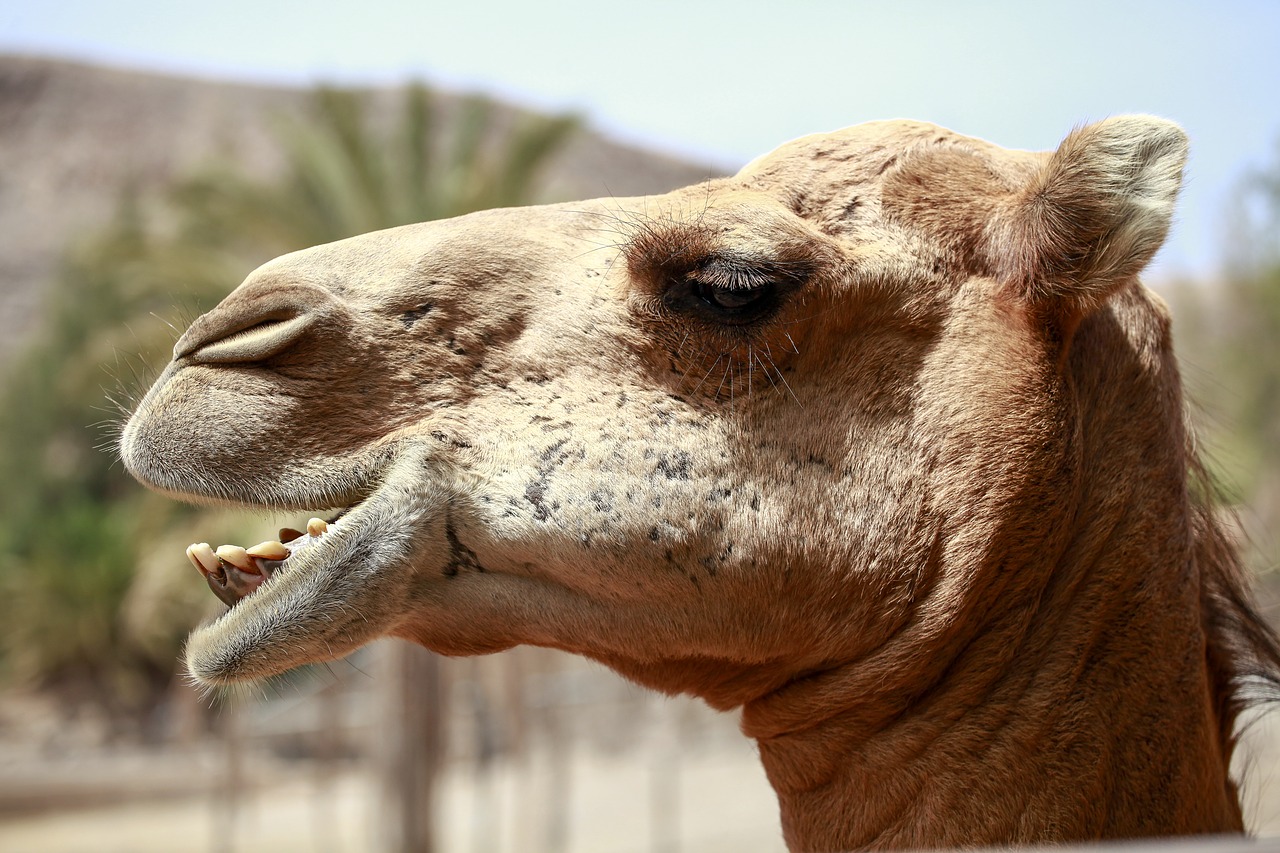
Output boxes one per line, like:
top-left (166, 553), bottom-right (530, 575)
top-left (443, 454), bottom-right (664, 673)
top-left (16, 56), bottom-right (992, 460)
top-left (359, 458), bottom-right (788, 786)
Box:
top-left (174, 84), bottom-right (579, 251)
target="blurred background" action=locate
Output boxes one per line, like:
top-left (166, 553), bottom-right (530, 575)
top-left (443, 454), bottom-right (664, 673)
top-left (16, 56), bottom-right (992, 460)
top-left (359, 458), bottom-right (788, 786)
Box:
top-left (0, 1), bottom-right (1278, 850)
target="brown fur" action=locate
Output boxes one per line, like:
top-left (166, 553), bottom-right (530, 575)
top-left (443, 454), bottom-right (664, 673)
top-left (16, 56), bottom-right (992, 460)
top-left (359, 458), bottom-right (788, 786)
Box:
top-left (122, 117), bottom-right (1280, 850)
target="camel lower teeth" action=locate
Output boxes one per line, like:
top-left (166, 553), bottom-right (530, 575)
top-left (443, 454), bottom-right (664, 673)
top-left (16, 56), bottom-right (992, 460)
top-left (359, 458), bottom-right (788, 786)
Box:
top-left (184, 540), bottom-right (291, 571)
top-left (189, 542), bottom-right (220, 574)
top-left (247, 540), bottom-right (290, 560)
top-left (216, 544), bottom-right (254, 571)
top-left (184, 519), bottom-right (329, 584)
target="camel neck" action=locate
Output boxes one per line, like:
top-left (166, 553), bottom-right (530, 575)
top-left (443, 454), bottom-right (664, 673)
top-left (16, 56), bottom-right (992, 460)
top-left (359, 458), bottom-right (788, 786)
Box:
top-left (734, 296), bottom-right (1252, 851)
top-left (740, 538), bottom-right (1243, 851)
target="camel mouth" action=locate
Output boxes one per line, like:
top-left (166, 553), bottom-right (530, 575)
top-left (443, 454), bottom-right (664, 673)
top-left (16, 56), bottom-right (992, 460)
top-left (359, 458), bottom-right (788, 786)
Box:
top-left (185, 513), bottom-right (347, 612)
top-left (181, 444), bottom-right (435, 685)
top-left (183, 506), bottom-right (372, 682)
top-left (182, 499), bottom-right (383, 683)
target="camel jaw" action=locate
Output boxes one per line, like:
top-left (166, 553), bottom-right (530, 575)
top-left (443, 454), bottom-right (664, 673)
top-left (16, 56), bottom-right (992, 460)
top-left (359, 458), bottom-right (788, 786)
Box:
top-left (182, 447), bottom-right (439, 685)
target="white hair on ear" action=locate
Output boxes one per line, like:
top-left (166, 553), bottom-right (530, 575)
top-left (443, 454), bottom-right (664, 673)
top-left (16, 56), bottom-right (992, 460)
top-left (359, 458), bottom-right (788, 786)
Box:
top-left (992, 115), bottom-right (1189, 315)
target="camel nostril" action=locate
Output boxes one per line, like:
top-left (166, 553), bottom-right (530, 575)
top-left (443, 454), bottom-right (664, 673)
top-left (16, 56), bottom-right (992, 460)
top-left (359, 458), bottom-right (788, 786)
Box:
top-left (177, 313), bottom-right (316, 364)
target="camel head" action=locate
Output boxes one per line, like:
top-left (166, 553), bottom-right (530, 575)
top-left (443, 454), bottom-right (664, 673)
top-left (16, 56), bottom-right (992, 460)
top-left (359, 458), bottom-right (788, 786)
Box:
top-left (124, 116), bottom-right (1280, 845)
top-left (122, 116), bottom-right (1190, 696)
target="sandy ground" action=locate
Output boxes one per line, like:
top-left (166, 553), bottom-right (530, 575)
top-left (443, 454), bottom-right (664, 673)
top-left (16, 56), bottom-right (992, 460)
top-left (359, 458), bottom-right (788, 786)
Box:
top-left (1, 703), bottom-right (1277, 853)
top-left (0, 738), bottom-right (785, 853)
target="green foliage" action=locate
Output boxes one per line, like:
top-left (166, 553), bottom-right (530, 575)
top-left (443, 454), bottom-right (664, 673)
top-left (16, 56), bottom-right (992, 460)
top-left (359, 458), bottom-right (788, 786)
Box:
top-left (173, 85), bottom-right (580, 251)
top-left (0, 83), bottom-right (577, 713)
top-left (0, 201), bottom-right (196, 706)
top-left (1176, 139), bottom-right (1280, 572)
top-left (1217, 265), bottom-right (1280, 498)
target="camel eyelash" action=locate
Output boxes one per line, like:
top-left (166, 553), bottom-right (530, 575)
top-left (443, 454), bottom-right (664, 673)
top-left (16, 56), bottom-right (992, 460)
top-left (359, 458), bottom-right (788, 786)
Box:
top-left (624, 222), bottom-right (819, 328)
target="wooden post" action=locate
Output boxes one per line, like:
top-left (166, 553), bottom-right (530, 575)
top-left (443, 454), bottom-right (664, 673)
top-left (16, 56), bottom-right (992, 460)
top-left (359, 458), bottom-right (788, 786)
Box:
top-left (376, 640), bottom-right (446, 853)
top-left (314, 680), bottom-right (342, 853)
top-left (214, 704), bottom-right (243, 853)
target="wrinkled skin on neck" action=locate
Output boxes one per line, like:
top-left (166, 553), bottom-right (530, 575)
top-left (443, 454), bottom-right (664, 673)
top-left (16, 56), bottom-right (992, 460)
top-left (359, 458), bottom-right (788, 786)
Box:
top-left (122, 117), bottom-right (1261, 849)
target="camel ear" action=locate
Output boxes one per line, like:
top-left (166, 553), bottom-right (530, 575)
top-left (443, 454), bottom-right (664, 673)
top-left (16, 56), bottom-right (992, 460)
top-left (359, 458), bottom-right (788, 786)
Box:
top-left (994, 116), bottom-right (1188, 317)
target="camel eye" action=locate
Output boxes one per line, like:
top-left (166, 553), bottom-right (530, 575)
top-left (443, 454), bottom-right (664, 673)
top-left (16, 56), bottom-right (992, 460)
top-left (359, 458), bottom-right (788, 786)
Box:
top-left (695, 281), bottom-right (774, 312)
top-left (661, 253), bottom-right (804, 326)
top-left (664, 276), bottom-right (780, 325)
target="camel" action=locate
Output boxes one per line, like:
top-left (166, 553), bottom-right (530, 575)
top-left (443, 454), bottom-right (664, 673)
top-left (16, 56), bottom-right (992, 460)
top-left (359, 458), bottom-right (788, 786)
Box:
top-left (121, 115), bottom-right (1280, 851)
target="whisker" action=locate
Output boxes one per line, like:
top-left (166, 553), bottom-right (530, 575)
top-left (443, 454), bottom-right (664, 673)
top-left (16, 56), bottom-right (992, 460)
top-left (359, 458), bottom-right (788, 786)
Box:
top-left (675, 339), bottom-right (715, 394)
top-left (150, 311), bottom-right (182, 335)
top-left (761, 347), bottom-right (802, 407)
top-left (690, 352), bottom-right (724, 396)
top-left (754, 352), bottom-right (782, 396)
top-left (715, 355), bottom-right (733, 402)
top-left (779, 305), bottom-right (839, 328)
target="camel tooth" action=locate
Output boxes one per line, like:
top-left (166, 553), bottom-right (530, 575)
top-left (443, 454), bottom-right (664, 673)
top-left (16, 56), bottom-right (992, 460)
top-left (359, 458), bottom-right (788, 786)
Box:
top-left (278, 527), bottom-right (305, 543)
top-left (191, 542), bottom-right (221, 574)
top-left (216, 544), bottom-right (254, 571)
top-left (306, 517), bottom-right (328, 537)
top-left (246, 540), bottom-right (290, 561)
top-left (185, 544), bottom-right (204, 573)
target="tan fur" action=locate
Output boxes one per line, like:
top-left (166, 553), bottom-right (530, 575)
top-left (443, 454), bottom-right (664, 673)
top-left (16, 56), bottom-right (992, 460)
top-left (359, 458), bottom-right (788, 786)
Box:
top-left (121, 117), bottom-right (1280, 850)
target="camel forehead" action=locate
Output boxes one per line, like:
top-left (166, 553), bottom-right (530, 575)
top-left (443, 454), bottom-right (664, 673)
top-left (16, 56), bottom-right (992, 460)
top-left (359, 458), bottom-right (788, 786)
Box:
top-left (738, 119), bottom-right (1045, 197)
top-left (740, 120), bottom-right (945, 172)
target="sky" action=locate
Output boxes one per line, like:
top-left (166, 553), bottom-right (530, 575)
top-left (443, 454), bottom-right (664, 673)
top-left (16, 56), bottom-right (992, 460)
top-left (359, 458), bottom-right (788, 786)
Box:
top-left (3, 0), bottom-right (1279, 281)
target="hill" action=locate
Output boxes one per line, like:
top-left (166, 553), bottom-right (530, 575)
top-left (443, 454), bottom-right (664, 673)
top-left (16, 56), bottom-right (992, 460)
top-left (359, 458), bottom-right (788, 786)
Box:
top-left (0, 54), bottom-right (717, 366)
